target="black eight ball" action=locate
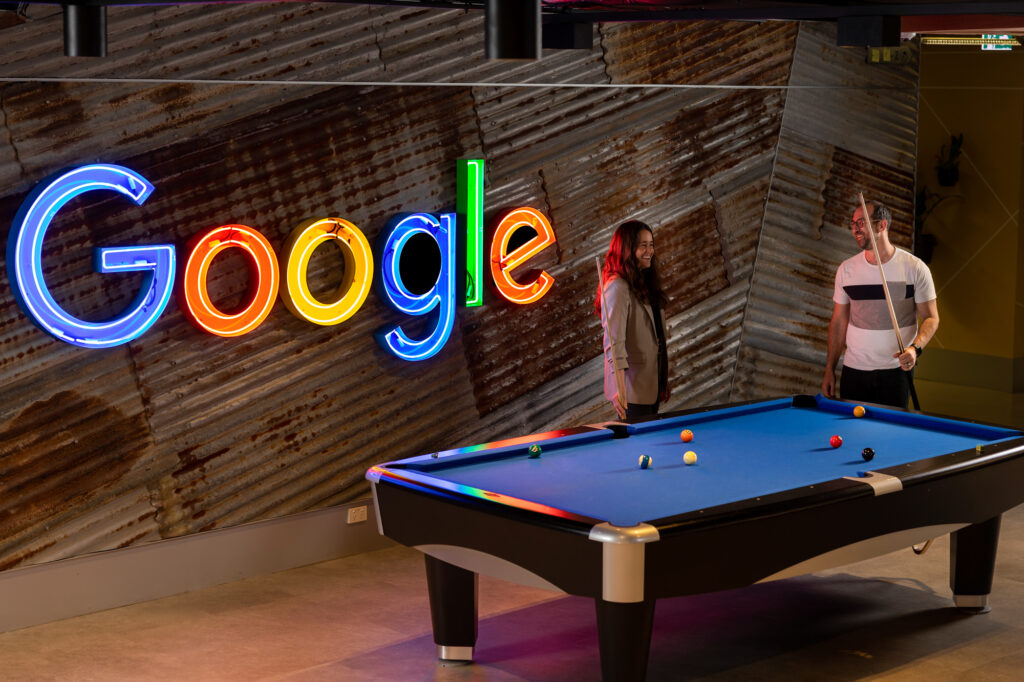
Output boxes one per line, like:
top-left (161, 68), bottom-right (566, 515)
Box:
top-left (861, 447), bottom-right (875, 462)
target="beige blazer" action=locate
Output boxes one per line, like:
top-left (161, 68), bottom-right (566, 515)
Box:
top-left (601, 277), bottom-right (663, 406)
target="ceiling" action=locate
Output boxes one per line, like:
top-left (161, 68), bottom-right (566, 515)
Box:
top-left (5, 1), bottom-right (1024, 31)
top-left (8, 1), bottom-right (1024, 26)
top-left (334, 0), bottom-right (1024, 37)
top-left (540, 2), bottom-right (1024, 38)
top-left (4, 0), bottom-right (1022, 57)
top-left (541, 2), bottom-right (1024, 23)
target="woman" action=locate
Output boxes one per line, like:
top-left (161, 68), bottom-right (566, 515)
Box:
top-left (595, 220), bottom-right (670, 420)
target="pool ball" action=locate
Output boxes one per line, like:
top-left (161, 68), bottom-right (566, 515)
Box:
top-left (683, 450), bottom-right (697, 465)
top-left (680, 429), bottom-right (694, 443)
top-left (638, 454), bottom-right (652, 469)
top-left (528, 444), bottom-right (542, 458)
top-left (853, 405), bottom-right (866, 418)
top-left (830, 434), bottom-right (843, 448)
top-left (861, 447), bottom-right (875, 462)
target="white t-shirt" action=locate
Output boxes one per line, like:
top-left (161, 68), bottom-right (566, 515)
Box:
top-left (833, 248), bottom-right (936, 371)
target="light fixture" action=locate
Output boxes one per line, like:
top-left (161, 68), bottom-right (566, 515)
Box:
top-left (485, 0), bottom-right (540, 60)
top-left (837, 15), bottom-right (902, 47)
top-left (919, 35), bottom-right (1020, 48)
top-left (63, 5), bottom-right (107, 57)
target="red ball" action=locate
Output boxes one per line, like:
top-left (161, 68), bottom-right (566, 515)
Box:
top-left (830, 434), bottom-right (843, 448)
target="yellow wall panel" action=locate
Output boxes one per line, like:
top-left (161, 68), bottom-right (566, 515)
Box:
top-left (917, 47), bottom-right (1024, 359)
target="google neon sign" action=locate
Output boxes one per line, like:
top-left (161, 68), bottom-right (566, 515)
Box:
top-left (6, 160), bottom-right (557, 361)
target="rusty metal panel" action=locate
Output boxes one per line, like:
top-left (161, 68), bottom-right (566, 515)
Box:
top-left (0, 5), bottom-right (379, 188)
top-left (126, 83), bottom-right (484, 538)
top-left (456, 275), bottom-right (750, 447)
top-left (0, 4), bottom-right (605, 89)
top-left (2, 5), bottom-right (385, 82)
top-left (783, 21), bottom-right (920, 171)
top-left (600, 19), bottom-right (798, 86)
top-left (736, 129), bottom-right (915, 401)
top-left (825, 146), bottom-right (915, 248)
top-left (732, 344), bottom-right (826, 402)
top-left (709, 159), bottom-right (773, 284)
top-left (734, 21), bottom-right (919, 402)
top-left (462, 15), bottom-right (790, 417)
top-left (373, 8), bottom-right (609, 85)
top-left (0, 372), bottom-right (165, 569)
top-left (0, 5), bottom-right (607, 195)
top-left (663, 280), bottom-right (750, 411)
top-left (0, 81), bottom-right (486, 554)
top-left (461, 76), bottom-right (787, 414)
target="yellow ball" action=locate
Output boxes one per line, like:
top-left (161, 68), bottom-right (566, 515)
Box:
top-left (680, 429), bottom-right (694, 443)
top-left (683, 450), bottom-right (697, 466)
top-left (853, 405), bottom-right (866, 418)
top-left (638, 454), bottom-right (652, 469)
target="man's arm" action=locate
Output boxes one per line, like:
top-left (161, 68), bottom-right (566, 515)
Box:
top-left (897, 299), bottom-right (938, 369)
top-left (913, 298), bottom-right (939, 348)
top-left (822, 302), bottom-right (850, 398)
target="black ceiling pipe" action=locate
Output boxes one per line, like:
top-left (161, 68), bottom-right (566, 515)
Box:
top-left (64, 5), bottom-right (107, 57)
top-left (485, 0), bottom-right (540, 60)
top-left (837, 15), bottom-right (902, 47)
top-left (543, 21), bottom-right (593, 50)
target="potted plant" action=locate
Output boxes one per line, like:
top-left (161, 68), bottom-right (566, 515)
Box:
top-left (935, 132), bottom-right (964, 186)
top-left (914, 186), bottom-right (962, 264)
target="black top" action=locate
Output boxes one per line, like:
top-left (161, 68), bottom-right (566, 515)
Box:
top-left (649, 287), bottom-right (668, 397)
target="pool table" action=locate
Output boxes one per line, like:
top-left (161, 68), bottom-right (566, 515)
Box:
top-left (366, 395), bottom-right (1024, 681)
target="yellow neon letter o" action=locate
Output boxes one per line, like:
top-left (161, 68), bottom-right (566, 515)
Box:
top-left (279, 218), bottom-right (373, 326)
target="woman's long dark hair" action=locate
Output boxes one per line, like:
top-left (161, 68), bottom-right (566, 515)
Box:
top-left (595, 220), bottom-right (667, 315)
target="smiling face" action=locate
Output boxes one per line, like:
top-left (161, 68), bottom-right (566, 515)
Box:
top-left (635, 229), bottom-right (654, 270)
top-left (851, 205), bottom-right (887, 251)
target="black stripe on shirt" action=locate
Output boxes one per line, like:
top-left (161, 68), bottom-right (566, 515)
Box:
top-left (844, 284), bottom-right (915, 300)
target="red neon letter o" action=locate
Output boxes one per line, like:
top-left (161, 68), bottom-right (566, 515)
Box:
top-left (180, 225), bottom-right (280, 337)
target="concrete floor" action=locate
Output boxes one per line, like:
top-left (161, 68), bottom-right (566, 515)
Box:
top-left (1, 380), bottom-right (1023, 681)
top-left (0, 510), bottom-right (1022, 681)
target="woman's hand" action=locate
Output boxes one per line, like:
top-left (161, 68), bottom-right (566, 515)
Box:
top-left (612, 392), bottom-right (627, 419)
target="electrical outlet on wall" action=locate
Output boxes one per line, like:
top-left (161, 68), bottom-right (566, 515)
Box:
top-left (347, 505), bottom-right (368, 524)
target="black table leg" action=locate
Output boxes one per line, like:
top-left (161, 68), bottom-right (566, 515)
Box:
top-left (595, 598), bottom-right (656, 681)
top-left (950, 514), bottom-right (1002, 612)
top-left (425, 554), bottom-right (478, 661)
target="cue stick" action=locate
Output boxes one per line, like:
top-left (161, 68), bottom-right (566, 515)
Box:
top-left (857, 193), bottom-right (920, 411)
top-left (857, 193), bottom-right (903, 355)
top-left (596, 257), bottom-right (628, 420)
top-left (859, 195), bottom-right (926, 554)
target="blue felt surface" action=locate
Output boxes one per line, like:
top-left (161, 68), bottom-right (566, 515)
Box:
top-left (402, 398), bottom-right (1022, 527)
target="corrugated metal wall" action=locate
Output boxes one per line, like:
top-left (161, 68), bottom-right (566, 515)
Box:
top-left (0, 5), bottom-right (918, 570)
top-left (735, 23), bottom-right (919, 400)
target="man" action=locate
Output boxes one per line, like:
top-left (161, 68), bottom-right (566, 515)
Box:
top-left (822, 201), bottom-right (939, 408)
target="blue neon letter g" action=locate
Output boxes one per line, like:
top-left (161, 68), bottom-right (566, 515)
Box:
top-left (375, 213), bottom-right (456, 361)
top-left (6, 164), bottom-right (175, 348)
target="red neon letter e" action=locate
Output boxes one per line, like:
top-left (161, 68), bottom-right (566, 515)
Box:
top-left (489, 207), bottom-right (556, 305)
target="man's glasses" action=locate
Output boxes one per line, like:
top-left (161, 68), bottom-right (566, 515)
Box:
top-left (851, 218), bottom-right (870, 230)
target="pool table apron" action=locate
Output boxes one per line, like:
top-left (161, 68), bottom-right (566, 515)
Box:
top-left (370, 443), bottom-right (1024, 603)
